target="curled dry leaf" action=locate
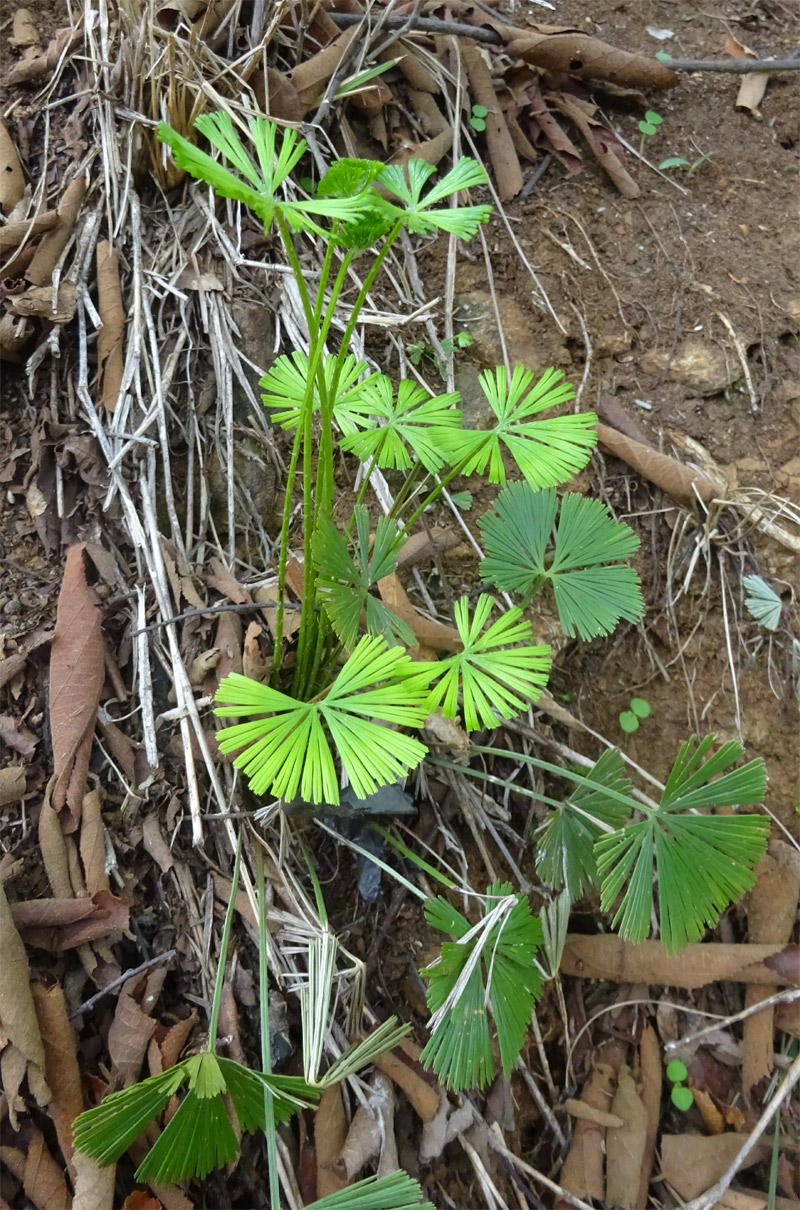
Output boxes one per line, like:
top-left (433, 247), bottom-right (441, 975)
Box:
top-left (31, 979), bottom-right (83, 1166)
top-left (8, 1125), bottom-right (70, 1210)
top-left (0, 211), bottom-right (59, 256)
top-left (39, 789), bottom-right (73, 898)
top-left (373, 1037), bottom-right (440, 1122)
top-left (0, 652), bottom-right (27, 689)
top-left (377, 572), bottom-right (462, 652)
top-left (7, 25), bottom-right (81, 85)
top-left (242, 621), bottom-right (269, 683)
top-left (80, 789), bottom-right (109, 896)
top-left (462, 42), bottom-right (522, 201)
top-left (96, 240), bottom-right (125, 412)
top-left (596, 421), bottom-right (719, 505)
top-left (0, 312), bottom-right (34, 362)
top-left (72, 1148), bottom-right (117, 1210)
top-left (0, 883), bottom-right (49, 1128)
top-left (11, 889), bottom-right (129, 950)
top-left (26, 175), bottom-right (87, 285)
top-left (142, 812), bottom-right (174, 874)
top-left (660, 1133), bottom-right (771, 1201)
top-left (10, 9), bottom-right (41, 46)
top-left (635, 1023), bottom-right (662, 1209)
top-left (419, 1093), bottom-right (474, 1163)
top-left (109, 969), bottom-right (167, 1087)
top-left (253, 66), bottom-right (304, 122)
top-left (605, 1064), bottom-right (647, 1210)
top-left (725, 35), bottom-right (770, 116)
top-left (314, 1085), bottom-right (349, 1199)
top-left (0, 765), bottom-right (26, 806)
top-left (562, 934), bottom-right (800, 989)
top-left (742, 852), bottom-right (800, 1100)
top-left (558, 1044), bottom-right (627, 1205)
top-left (0, 121), bottom-right (25, 214)
top-left (10, 281), bottom-right (78, 323)
top-left (50, 543), bottom-right (105, 830)
top-left (338, 1070), bottom-right (397, 1181)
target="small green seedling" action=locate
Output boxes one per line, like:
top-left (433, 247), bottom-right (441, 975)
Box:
top-left (658, 152), bottom-right (713, 176)
top-left (407, 331), bottom-right (473, 377)
top-left (666, 1059), bottom-right (694, 1111)
top-left (470, 103), bottom-right (489, 132)
top-left (742, 574), bottom-right (782, 631)
top-left (619, 696), bottom-right (650, 733)
top-left (638, 109), bottom-right (663, 153)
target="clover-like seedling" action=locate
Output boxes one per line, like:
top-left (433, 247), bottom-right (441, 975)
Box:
top-left (638, 109), bottom-right (663, 153)
top-left (619, 697), bottom-right (650, 733)
top-left (666, 1059), bottom-right (694, 1111)
top-left (470, 103), bottom-right (489, 132)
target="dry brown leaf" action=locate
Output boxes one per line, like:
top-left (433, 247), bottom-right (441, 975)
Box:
top-left (206, 556), bottom-right (250, 604)
top-left (20, 1125), bottom-right (70, 1210)
top-left (557, 1044), bottom-right (627, 1205)
top-left (0, 766), bottom-right (26, 806)
top-left (527, 76), bottom-right (583, 173)
top-left (691, 1084), bottom-right (726, 1135)
top-left (10, 9), bottom-right (41, 47)
top-left (0, 883), bottom-right (49, 1127)
top-left (548, 92), bottom-right (639, 198)
top-left (72, 1148), bottom-right (117, 1210)
top-left (253, 66), bottom-right (304, 122)
top-left (122, 1191), bottom-right (163, 1210)
top-left (0, 311), bottom-right (34, 361)
top-left (596, 421), bottom-right (719, 504)
top-left (80, 788), bottom-right (108, 896)
top-left (661, 1133), bottom-right (771, 1201)
top-left (338, 1070), bottom-right (396, 1180)
top-left (12, 890), bottom-right (129, 950)
top-left (242, 622), bottom-right (269, 683)
top-left (0, 211), bottom-right (59, 256)
top-left (562, 934), bottom-right (799, 988)
top-left (50, 543), bottom-right (105, 830)
top-left (209, 609), bottom-right (242, 687)
top-left (314, 1085), bottom-right (348, 1198)
top-left (725, 35), bottom-right (769, 116)
top-left (288, 27), bottom-right (360, 112)
top-left (742, 852), bottom-right (800, 1100)
top-left (606, 1063), bottom-right (647, 1209)
top-left (96, 240), bottom-right (125, 412)
top-left (377, 573), bottom-right (462, 652)
top-left (0, 653), bottom-right (26, 689)
top-left (7, 25), bottom-right (81, 85)
top-left (563, 1098), bottom-right (623, 1127)
top-left (142, 813), bottom-right (174, 874)
top-left (10, 281), bottom-right (78, 322)
top-left (419, 1093), bottom-right (474, 1162)
top-left (388, 128), bottom-right (453, 172)
top-left (635, 1022), bottom-right (662, 1208)
top-left (462, 42), bottom-right (522, 201)
top-left (0, 122), bottom-right (25, 214)
top-left (373, 1037), bottom-right (440, 1122)
top-left (0, 713), bottom-right (36, 755)
top-left (97, 716), bottom-right (137, 784)
top-left (31, 979), bottom-right (82, 1166)
top-left (109, 973), bottom-right (162, 1087)
top-left (39, 789), bottom-right (73, 897)
top-left (152, 1012), bottom-right (196, 1074)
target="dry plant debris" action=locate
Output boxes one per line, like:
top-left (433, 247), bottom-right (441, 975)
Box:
top-left (0, 0), bottom-right (798, 1206)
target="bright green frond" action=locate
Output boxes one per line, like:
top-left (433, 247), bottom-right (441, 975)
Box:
top-left (157, 122), bottom-right (268, 217)
top-left (378, 157), bottom-right (491, 240)
top-left (442, 366), bottom-right (595, 488)
top-left (425, 595), bottom-right (551, 731)
top-left (72, 1064), bottom-right (188, 1167)
top-left (594, 735), bottom-right (769, 953)
top-left (341, 377), bottom-right (463, 472)
top-left (307, 1171), bottom-right (436, 1210)
top-left (260, 351), bottom-right (376, 432)
top-left (536, 749), bottom-right (634, 899)
top-left (217, 1059), bottom-right (318, 1131)
top-left (480, 483), bottom-right (644, 639)
top-left (421, 882), bottom-right (542, 1090)
top-left (319, 157), bottom-right (386, 198)
top-left (134, 1089), bottom-right (239, 1185)
top-left (215, 637), bottom-right (429, 804)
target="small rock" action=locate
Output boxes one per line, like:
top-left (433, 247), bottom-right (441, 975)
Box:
top-left (3, 599), bottom-right (22, 616)
top-left (453, 290), bottom-right (570, 374)
top-left (639, 339), bottom-right (739, 395)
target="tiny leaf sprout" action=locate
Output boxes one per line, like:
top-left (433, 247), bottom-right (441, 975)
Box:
top-left (638, 109), bottom-right (663, 152)
top-left (470, 103), bottom-right (489, 132)
top-left (619, 697), bottom-right (651, 733)
top-left (666, 1059), bottom-right (694, 1111)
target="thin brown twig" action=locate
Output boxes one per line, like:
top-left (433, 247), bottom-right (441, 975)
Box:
top-left (328, 13), bottom-right (800, 72)
top-left (69, 950), bottom-right (177, 1019)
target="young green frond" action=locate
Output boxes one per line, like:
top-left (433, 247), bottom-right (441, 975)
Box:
top-left (594, 736), bottom-right (769, 953)
top-left (307, 1171), bottom-right (436, 1210)
top-left (320, 1017), bottom-right (412, 1088)
top-left (318, 157), bottom-right (400, 248)
top-left (339, 376), bottom-right (463, 472)
top-left (260, 351), bottom-right (378, 432)
top-left (423, 595), bottom-right (551, 731)
top-left (479, 482), bottom-right (644, 639)
top-left (72, 1053), bottom-right (317, 1184)
top-left (313, 507), bottom-right (415, 650)
top-left (215, 636), bottom-right (430, 803)
top-left (378, 157), bottom-right (492, 239)
top-left (440, 366), bottom-right (596, 488)
top-left (742, 574), bottom-right (782, 631)
top-left (420, 882), bottom-right (543, 1090)
top-left (157, 115), bottom-right (368, 234)
top-left (536, 749), bottom-right (634, 899)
